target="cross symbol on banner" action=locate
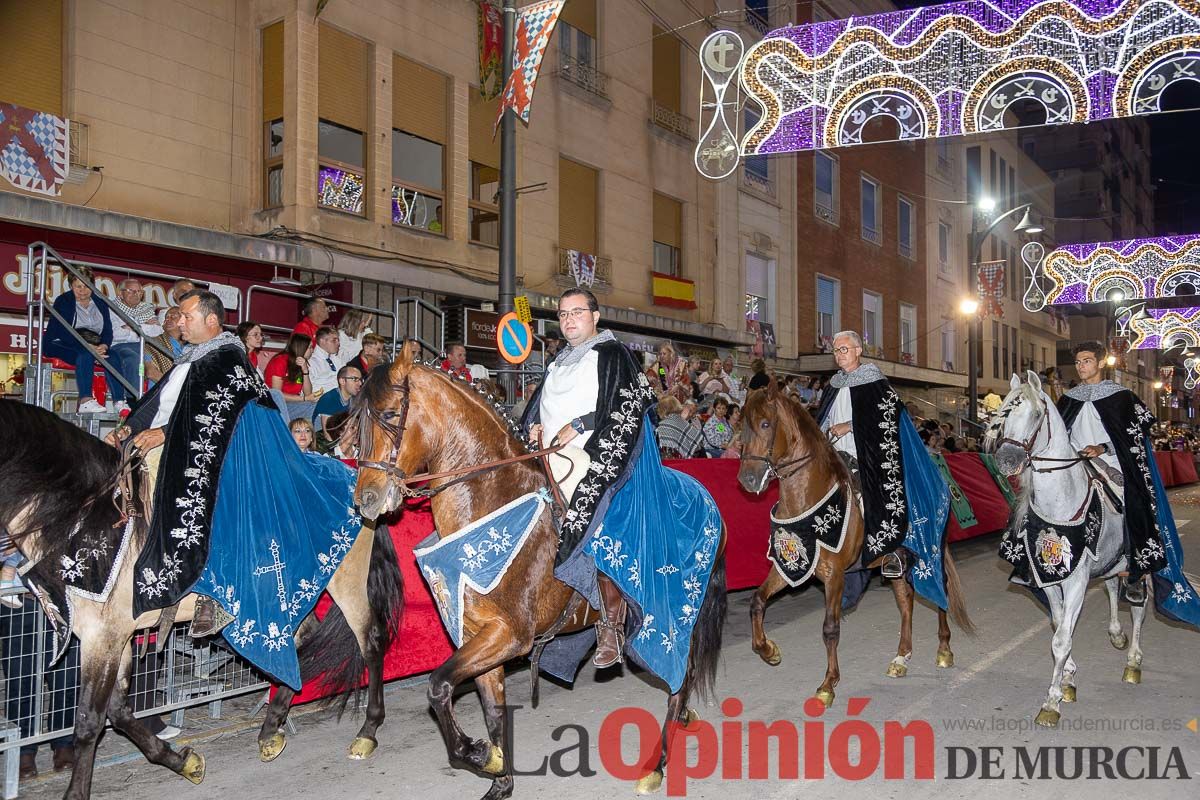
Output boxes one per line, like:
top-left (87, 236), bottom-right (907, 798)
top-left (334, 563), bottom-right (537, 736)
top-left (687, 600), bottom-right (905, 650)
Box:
top-left (253, 540), bottom-right (289, 613)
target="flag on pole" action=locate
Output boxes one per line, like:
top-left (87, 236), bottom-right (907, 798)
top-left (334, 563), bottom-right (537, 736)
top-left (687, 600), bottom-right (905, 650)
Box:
top-left (977, 260), bottom-right (1006, 319)
top-left (0, 103), bottom-right (69, 197)
top-left (495, 0), bottom-right (566, 130)
top-left (479, 1), bottom-right (504, 99)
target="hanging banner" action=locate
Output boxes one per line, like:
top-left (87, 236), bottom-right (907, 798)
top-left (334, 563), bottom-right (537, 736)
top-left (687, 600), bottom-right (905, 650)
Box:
top-left (976, 260), bottom-right (1006, 319)
top-left (479, 1), bottom-right (504, 100)
top-left (0, 103), bottom-right (69, 197)
top-left (495, 0), bottom-right (566, 129)
top-left (566, 249), bottom-right (596, 287)
top-left (652, 272), bottom-right (698, 310)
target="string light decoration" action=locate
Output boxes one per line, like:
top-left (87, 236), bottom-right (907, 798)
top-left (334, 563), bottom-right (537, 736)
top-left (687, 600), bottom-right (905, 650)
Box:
top-left (1118, 305), bottom-right (1200, 349)
top-left (696, 0), bottom-right (1200, 175)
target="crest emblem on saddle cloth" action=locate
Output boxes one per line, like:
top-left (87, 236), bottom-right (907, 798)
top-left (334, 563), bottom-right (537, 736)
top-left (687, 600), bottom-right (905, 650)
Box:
top-left (773, 529), bottom-right (810, 572)
top-left (767, 482), bottom-right (851, 588)
top-left (1036, 527), bottom-right (1073, 572)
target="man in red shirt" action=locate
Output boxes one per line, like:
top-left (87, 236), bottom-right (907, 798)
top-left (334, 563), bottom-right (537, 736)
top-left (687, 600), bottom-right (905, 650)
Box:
top-left (440, 341), bottom-right (472, 380)
top-left (293, 297), bottom-right (330, 339)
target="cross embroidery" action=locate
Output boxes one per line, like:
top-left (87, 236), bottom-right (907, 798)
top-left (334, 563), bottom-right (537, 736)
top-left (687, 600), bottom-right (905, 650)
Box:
top-left (253, 540), bottom-right (288, 613)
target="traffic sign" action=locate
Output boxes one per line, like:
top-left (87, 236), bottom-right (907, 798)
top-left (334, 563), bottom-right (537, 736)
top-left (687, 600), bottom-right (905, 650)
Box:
top-left (496, 311), bottom-right (533, 364)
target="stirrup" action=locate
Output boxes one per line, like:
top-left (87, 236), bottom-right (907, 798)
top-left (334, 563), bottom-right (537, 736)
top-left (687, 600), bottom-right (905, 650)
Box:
top-left (1121, 576), bottom-right (1147, 606)
top-left (189, 597), bottom-right (234, 639)
top-left (592, 620), bottom-right (626, 668)
top-left (880, 552), bottom-right (905, 580)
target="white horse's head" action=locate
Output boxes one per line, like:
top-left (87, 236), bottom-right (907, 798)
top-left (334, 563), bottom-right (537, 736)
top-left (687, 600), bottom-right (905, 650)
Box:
top-left (984, 370), bottom-right (1050, 476)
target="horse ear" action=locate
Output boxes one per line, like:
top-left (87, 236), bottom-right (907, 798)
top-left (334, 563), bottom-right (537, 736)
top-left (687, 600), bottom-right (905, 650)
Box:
top-left (1027, 370), bottom-right (1043, 392)
top-left (389, 340), bottom-right (419, 379)
top-left (1010, 373), bottom-right (1021, 392)
top-left (766, 375), bottom-right (779, 399)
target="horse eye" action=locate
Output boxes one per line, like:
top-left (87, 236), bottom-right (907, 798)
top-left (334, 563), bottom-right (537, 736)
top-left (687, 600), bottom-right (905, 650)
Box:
top-left (760, 420), bottom-right (770, 429)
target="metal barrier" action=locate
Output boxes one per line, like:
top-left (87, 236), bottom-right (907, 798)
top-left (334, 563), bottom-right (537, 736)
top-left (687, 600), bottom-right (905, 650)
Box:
top-left (245, 284), bottom-right (398, 351)
top-left (0, 585), bottom-right (267, 799)
top-left (394, 297), bottom-right (444, 360)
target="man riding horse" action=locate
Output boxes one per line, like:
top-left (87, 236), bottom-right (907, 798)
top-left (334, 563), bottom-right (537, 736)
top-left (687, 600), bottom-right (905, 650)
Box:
top-left (108, 289), bottom-right (364, 688)
top-left (1056, 341), bottom-right (1200, 622)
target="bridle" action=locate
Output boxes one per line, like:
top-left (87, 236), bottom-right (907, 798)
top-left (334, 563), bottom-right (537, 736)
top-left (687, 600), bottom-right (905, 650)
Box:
top-left (355, 374), bottom-right (569, 504)
top-left (990, 390), bottom-right (1082, 473)
top-left (738, 399), bottom-right (817, 481)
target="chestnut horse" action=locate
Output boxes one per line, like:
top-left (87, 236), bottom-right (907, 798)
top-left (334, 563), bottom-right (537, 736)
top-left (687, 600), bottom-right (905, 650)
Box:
top-left (352, 345), bottom-right (728, 800)
top-left (0, 399), bottom-right (402, 800)
top-left (737, 385), bottom-right (972, 705)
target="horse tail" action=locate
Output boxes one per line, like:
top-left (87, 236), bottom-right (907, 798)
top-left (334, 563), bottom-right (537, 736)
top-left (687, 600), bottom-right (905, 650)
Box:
top-left (685, 536), bottom-right (727, 704)
top-left (298, 524), bottom-right (404, 716)
top-left (942, 542), bottom-right (976, 636)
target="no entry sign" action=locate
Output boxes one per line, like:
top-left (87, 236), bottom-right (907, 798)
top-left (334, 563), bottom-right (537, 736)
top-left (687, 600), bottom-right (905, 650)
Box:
top-left (496, 311), bottom-right (533, 364)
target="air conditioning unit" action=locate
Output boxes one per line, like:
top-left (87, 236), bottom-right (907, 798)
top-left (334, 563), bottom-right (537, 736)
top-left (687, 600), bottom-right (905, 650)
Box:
top-left (64, 120), bottom-right (92, 185)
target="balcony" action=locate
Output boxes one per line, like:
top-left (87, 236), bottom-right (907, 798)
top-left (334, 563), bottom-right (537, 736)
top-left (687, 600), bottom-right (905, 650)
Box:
top-left (649, 98), bottom-right (694, 142)
top-left (861, 225), bottom-right (882, 246)
top-left (814, 197), bottom-right (839, 226)
top-left (556, 54), bottom-right (610, 100)
top-left (744, 8), bottom-right (769, 36)
top-left (556, 247), bottom-right (612, 290)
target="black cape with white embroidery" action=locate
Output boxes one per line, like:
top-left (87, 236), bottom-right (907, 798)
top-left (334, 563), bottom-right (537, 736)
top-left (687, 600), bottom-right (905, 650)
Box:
top-left (123, 337), bottom-right (276, 616)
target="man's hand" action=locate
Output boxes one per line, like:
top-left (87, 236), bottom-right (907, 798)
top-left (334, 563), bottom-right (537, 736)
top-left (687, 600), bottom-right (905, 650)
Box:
top-left (528, 423), bottom-right (543, 447)
top-left (131, 427), bottom-right (166, 453)
top-left (552, 423), bottom-right (579, 447)
top-left (829, 422), bottom-right (852, 439)
top-left (1080, 444), bottom-right (1106, 459)
top-left (103, 428), bottom-right (125, 448)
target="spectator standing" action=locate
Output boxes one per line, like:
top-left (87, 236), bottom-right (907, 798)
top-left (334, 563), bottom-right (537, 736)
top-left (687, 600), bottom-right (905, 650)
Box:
top-left (747, 358), bottom-right (770, 391)
top-left (440, 341), bottom-right (472, 380)
top-left (293, 297), bottom-right (330, 340)
top-left (155, 278), bottom-right (195, 326)
top-left (265, 333), bottom-right (317, 421)
top-left (702, 397), bottom-right (734, 457)
top-left (43, 268), bottom-right (113, 414)
top-left (337, 309), bottom-right (371, 365)
top-left (237, 321), bottom-right (268, 378)
top-left (655, 395), bottom-right (703, 459)
top-left (308, 326), bottom-right (342, 394)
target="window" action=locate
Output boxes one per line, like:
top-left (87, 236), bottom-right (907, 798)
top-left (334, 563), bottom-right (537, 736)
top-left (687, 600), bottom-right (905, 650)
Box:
top-left (1002, 323), bottom-right (1010, 379)
top-left (814, 152), bottom-right (838, 224)
top-left (652, 25), bottom-right (681, 114)
top-left (936, 138), bottom-right (950, 170)
top-left (816, 275), bottom-right (840, 349)
top-left (558, 1), bottom-right (596, 70)
top-left (967, 146), bottom-right (982, 201)
top-left (1009, 164), bottom-right (1017, 210)
top-left (941, 320), bottom-right (957, 372)
top-left (746, 254), bottom-right (775, 325)
top-left (262, 22), bottom-right (284, 209)
top-left (898, 196), bottom-right (914, 259)
top-left (743, 107), bottom-right (770, 188)
top-left (317, 25), bottom-right (369, 215)
top-left (653, 193), bottom-right (683, 277)
top-left (938, 221), bottom-right (950, 269)
top-left (862, 290), bottom-right (882, 351)
top-left (469, 89), bottom-right (500, 246)
top-left (393, 56), bottom-right (448, 234)
top-left (989, 149), bottom-right (997, 197)
top-left (999, 157), bottom-right (1007, 207)
top-left (559, 157), bottom-right (598, 257)
top-left (900, 303), bottom-right (917, 364)
top-left (992, 320), bottom-right (1000, 378)
top-left (0, 1), bottom-right (62, 115)
top-left (861, 175), bottom-right (881, 244)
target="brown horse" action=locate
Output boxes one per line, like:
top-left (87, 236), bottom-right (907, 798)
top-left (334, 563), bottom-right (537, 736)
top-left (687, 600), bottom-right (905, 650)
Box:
top-left (0, 399), bottom-right (402, 800)
top-left (736, 385), bottom-right (972, 706)
top-left (352, 344), bottom-right (728, 800)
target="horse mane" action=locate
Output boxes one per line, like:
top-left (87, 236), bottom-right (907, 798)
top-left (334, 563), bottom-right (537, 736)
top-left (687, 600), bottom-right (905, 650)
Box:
top-left (771, 391), bottom-right (852, 492)
top-left (0, 400), bottom-right (127, 576)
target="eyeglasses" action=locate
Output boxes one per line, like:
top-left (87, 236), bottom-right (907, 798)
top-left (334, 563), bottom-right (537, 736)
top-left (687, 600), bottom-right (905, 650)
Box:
top-left (343, 376), bottom-right (363, 383)
top-left (833, 346), bottom-right (856, 355)
top-left (557, 308), bottom-right (591, 321)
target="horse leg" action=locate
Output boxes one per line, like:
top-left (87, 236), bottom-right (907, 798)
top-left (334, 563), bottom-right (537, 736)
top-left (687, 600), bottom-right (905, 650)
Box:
top-left (886, 575), bottom-right (914, 678)
top-left (814, 566), bottom-right (844, 707)
top-left (1037, 574), bottom-right (1085, 727)
top-left (1122, 584), bottom-right (1148, 684)
top-left (1104, 576), bottom-right (1129, 650)
top-left (935, 609), bottom-right (955, 669)
top-left (634, 687), bottom-right (689, 796)
top-left (61, 628), bottom-right (126, 800)
top-left (474, 667), bottom-right (514, 800)
top-left (749, 567), bottom-right (789, 666)
top-left (429, 622), bottom-right (528, 781)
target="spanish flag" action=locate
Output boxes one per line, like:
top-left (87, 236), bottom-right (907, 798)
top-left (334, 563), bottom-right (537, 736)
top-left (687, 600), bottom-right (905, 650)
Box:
top-left (652, 272), bottom-right (697, 310)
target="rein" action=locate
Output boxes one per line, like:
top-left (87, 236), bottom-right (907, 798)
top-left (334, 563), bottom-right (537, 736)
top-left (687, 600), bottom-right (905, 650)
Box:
top-left (739, 397), bottom-right (821, 481)
top-left (992, 392), bottom-right (1084, 473)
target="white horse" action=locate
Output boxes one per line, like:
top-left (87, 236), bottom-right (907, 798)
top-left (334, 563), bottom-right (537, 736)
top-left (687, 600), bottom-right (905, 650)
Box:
top-left (986, 372), bottom-right (1147, 728)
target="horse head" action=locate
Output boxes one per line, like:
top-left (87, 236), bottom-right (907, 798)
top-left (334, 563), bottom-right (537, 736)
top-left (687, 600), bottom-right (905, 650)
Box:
top-left (986, 370), bottom-right (1049, 476)
top-left (738, 379), bottom-right (827, 494)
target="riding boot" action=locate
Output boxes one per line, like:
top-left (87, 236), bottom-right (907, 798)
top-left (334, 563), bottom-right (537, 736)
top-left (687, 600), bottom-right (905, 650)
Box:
top-left (189, 595), bottom-right (234, 639)
top-left (592, 575), bottom-right (627, 668)
top-left (880, 549), bottom-right (907, 580)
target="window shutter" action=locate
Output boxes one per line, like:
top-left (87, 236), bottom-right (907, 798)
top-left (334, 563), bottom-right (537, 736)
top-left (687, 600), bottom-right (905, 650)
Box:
top-left (559, 158), bottom-right (598, 254)
top-left (262, 22), bottom-right (284, 122)
top-left (817, 278), bottom-right (835, 315)
top-left (394, 55), bottom-right (447, 144)
top-left (318, 24), bottom-right (369, 131)
top-left (746, 255), bottom-right (769, 298)
top-left (469, 88), bottom-right (500, 169)
top-left (651, 26), bottom-right (681, 112)
top-left (0, 0), bottom-right (62, 115)
top-left (653, 193), bottom-right (681, 249)
top-left (559, 0), bottom-right (596, 38)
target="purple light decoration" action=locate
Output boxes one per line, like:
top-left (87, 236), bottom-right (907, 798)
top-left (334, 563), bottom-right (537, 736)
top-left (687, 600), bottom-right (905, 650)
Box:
top-left (1042, 233), bottom-right (1200, 305)
top-left (745, 0), bottom-right (1200, 155)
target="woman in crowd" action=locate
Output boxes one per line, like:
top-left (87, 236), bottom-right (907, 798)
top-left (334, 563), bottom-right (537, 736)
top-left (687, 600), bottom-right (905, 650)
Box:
top-left (237, 321), bottom-right (268, 378)
top-left (746, 358), bottom-right (770, 391)
top-left (337, 310), bottom-right (371, 366)
top-left (43, 267), bottom-right (114, 414)
top-left (655, 395), bottom-right (704, 459)
top-left (721, 404), bottom-right (743, 458)
top-left (289, 418), bottom-right (317, 452)
top-left (702, 396), bottom-right (735, 458)
top-left (265, 333), bottom-right (318, 421)
top-left (652, 342), bottom-right (689, 398)
top-left (697, 358), bottom-right (732, 399)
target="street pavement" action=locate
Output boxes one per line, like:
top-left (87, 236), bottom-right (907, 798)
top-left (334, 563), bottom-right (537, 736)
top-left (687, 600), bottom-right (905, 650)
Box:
top-left (21, 487), bottom-right (1200, 800)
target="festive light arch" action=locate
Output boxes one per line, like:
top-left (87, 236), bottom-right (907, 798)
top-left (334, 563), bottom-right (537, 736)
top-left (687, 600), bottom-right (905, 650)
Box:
top-left (696, 0), bottom-right (1200, 176)
top-left (1024, 234), bottom-right (1200, 309)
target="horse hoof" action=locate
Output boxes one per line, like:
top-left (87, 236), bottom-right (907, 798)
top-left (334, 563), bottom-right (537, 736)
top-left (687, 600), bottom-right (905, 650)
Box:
top-left (1061, 685), bottom-right (1077, 704)
top-left (758, 640), bottom-right (782, 667)
top-left (1110, 632), bottom-right (1129, 650)
top-left (635, 769), bottom-right (664, 795)
top-left (935, 649), bottom-right (955, 669)
top-left (260, 732), bottom-right (287, 762)
top-left (680, 708), bottom-right (700, 728)
top-left (348, 736), bottom-right (377, 760)
top-left (1035, 708), bottom-right (1061, 728)
top-left (886, 660), bottom-right (908, 679)
top-left (814, 689), bottom-right (835, 708)
top-left (1122, 666), bottom-right (1142, 685)
top-left (179, 749), bottom-right (205, 784)
top-left (482, 744), bottom-right (505, 776)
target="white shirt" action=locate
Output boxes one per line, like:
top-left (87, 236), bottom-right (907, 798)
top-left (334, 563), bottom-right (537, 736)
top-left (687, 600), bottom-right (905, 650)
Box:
top-left (822, 386), bottom-right (857, 458)
top-left (309, 345), bottom-right (340, 393)
top-left (1068, 399), bottom-right (1122, 480)
top-left (337, 329), bottom-right (367, 366)
top-left (150, 363), bottom-right (192, 429)
top-left (538, 349), bottom-right (600, 449)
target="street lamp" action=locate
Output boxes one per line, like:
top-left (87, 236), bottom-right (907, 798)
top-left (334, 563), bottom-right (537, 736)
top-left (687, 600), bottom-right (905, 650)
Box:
top-left (958, 297), bottom-right (979, 316)
top-left (967, 198), bottom-right (1041, 427)
top-left (1154, 380), bottom-right (1165, 390)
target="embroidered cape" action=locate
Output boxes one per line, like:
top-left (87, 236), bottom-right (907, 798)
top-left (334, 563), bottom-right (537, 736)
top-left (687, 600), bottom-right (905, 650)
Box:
top-left (1000, 491), bottom-right (1104, 587)
top-left (768, 483), bottom-right (851, 587)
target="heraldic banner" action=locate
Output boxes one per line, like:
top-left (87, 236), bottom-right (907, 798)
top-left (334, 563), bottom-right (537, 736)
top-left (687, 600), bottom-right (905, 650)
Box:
top-left (495, 0), bottom-right (566, 129)
top-left (0, 102), bottom-right (69, 197)
top-left (977, 260), bottom-right (1006, 319)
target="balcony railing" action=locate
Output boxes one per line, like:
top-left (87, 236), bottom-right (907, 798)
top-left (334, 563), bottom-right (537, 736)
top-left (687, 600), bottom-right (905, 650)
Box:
top-left (899, 240), bottom-right (914, 260)
top-left (557, 54), bottom-right (610, 99)
top-left (556, 247), bottom-right (612, 286)
top-left (744, 8), bottom-right (769, 35)
top-left (649, 98), bottom-right (694, 141)
top-left (861, 225), bottom-right (882, 245)
top-left (814, 197), bottom-right (839, 225)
